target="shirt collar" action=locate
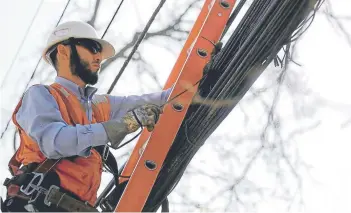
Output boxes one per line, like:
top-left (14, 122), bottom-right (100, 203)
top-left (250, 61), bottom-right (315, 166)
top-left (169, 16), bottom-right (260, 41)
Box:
top-left (54, 77), bottom-right (98, 100)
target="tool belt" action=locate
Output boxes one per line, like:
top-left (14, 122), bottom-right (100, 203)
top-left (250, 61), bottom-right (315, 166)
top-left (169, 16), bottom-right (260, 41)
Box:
top-left (3, 157), bottom-right (99, 212)
top-left (4, 145), bottom-right (118, 212)
top-left (3, 172), bottom-right (98, 212)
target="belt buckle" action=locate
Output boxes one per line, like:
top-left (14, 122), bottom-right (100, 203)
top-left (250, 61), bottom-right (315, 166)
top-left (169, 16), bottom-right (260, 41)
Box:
top-left (20, 172), bottom-right (44, 196)
top-left (44, 185), bottom-right (60, 206)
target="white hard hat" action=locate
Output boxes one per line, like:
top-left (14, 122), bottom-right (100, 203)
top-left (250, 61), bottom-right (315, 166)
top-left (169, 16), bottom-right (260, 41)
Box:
top-left (42, 21), bottom-right (115, 64)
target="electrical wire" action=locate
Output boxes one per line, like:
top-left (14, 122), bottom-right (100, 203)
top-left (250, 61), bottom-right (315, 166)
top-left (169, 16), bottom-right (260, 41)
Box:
top-left (1, 0), bottom-right (127, 139)
top-left (0, 0), bottom-right (44, 89)
top-left (102, 0), bottom-right (125, 39)
top-left (0, 0), bottom-right (71, 139)
top-left (107, 0), bottom-right (167, 94)
top-left (142, 0), bottom-right (324, 211)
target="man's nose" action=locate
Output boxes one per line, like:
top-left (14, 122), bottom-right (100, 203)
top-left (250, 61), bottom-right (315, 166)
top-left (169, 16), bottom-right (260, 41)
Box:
top-left (93, 52), bottom-right (102, 62)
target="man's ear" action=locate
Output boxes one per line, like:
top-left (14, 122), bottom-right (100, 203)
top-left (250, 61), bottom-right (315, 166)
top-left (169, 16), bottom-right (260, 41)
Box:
top-left (57, 44), bottom-right (70, 60)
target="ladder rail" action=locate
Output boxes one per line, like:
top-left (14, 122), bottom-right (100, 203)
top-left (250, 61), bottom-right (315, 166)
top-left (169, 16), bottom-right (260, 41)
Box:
top-left (115, 0), bottom-right (236, 212)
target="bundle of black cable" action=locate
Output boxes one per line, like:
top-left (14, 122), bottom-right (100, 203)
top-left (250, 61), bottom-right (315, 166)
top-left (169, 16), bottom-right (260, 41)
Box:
top-left (143, 0), bottom-right (324, 211)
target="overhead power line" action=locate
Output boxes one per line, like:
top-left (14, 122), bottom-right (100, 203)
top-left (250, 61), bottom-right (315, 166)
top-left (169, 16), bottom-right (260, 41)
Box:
top-left (107, 0), bottom-right (167, 94)
top-left (0, 0), bottom-right (71, 139)
top-left (0, 0), bottom-right (44, 89)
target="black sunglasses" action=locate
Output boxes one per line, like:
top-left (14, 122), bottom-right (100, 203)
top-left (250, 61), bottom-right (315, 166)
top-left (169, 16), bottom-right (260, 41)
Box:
top-left (73, 38), bottom-right (103, 54)
top-left (48, 38), bottom-right (103, 55)
top-left (46, 38), bottom-right (103, 65)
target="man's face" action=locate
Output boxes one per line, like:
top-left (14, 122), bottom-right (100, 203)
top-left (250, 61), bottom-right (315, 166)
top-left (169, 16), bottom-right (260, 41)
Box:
top-left (70, 40), bottom-right (103, 85)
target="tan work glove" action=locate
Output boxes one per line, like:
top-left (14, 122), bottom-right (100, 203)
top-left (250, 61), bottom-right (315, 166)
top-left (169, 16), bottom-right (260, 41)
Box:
top-left (102, 104), bottom-right (163, 149)
top-left (124, 104), bottom-right (163, 132)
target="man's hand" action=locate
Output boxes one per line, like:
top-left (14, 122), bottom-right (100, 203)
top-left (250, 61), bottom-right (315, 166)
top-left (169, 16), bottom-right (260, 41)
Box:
top-left (123, 104), bottom-right (163, 132)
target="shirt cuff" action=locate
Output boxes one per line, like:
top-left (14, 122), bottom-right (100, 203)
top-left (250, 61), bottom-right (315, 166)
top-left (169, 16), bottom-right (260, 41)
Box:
top-left (77, 123), bottom-right (109, 157)
top-left (90, 123), bottom-right (109, 146)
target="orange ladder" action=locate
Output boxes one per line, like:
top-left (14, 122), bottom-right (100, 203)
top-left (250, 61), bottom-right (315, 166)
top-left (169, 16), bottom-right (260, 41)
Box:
top-left (116, 0), bottom-right (236, 211)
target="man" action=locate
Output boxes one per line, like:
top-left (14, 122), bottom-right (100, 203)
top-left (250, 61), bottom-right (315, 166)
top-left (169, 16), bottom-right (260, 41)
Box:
top-left (1, 21), bottom-right (171, 212)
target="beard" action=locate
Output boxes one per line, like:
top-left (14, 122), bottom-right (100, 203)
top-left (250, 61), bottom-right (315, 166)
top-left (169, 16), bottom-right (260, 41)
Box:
top-left (69, 54), bottom-right (99, 85)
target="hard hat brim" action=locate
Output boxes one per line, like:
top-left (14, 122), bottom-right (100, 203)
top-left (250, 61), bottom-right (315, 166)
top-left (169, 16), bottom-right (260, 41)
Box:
top-left (42, 37), bottom-right (116, 64)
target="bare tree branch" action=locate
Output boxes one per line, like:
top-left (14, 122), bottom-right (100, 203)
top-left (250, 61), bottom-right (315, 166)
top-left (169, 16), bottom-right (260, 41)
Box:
top-left (87, 0), bottom-right (101, 27)
top-left (323, 0), bottom-right (351, 46)
top-left (100, 0), bottom-right (201, 71)
top-left (204, 145), bottom-right (264, 206)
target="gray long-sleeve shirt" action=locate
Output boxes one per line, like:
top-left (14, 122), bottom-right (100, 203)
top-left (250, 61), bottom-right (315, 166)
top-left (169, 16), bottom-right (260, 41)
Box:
top-left (16, 77), bottom-right (171, 159)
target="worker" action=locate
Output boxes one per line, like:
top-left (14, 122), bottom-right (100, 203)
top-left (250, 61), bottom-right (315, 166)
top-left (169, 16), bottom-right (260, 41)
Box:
top-left (1, 21), bottom-right (171, 212)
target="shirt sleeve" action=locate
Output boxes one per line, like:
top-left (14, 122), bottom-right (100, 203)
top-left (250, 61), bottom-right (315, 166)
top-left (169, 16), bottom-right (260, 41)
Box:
top-left (16, 85), bottom-right (109, 159)
top-left (108, 88), bottom-right (172, 120)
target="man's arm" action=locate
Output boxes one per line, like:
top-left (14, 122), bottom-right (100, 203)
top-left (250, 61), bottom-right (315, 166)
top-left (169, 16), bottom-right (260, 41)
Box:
top-left (108, 88), bottom-right (172, 120)
top-left (16, 85), bottom-right (110, 159)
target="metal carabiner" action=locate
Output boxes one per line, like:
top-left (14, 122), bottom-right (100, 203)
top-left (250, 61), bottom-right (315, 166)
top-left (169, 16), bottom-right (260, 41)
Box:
top-left (20, 172), bottom-right (44, 196)
top-left (102, 145), bottom-right (109, 162)
top-left (28, 186), bottom-right (47, 204)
